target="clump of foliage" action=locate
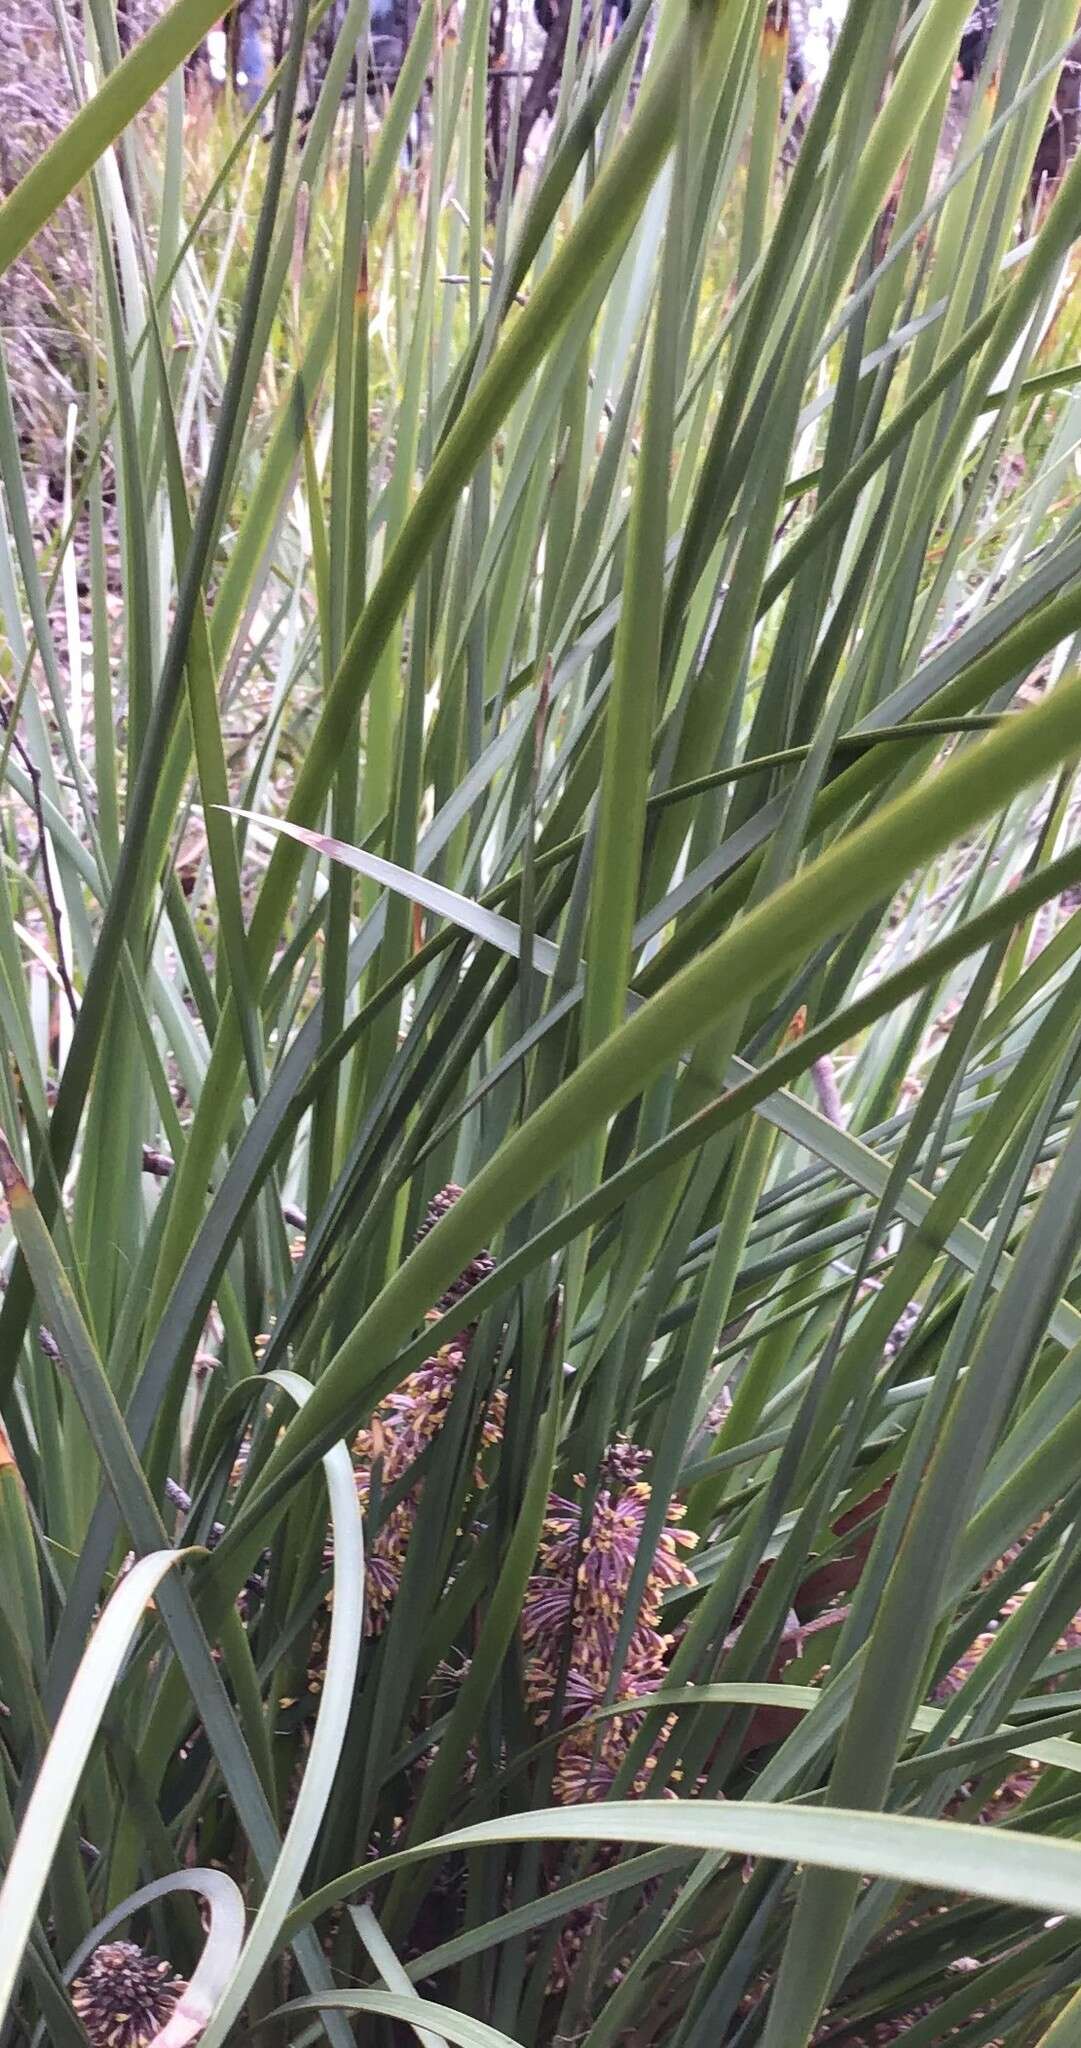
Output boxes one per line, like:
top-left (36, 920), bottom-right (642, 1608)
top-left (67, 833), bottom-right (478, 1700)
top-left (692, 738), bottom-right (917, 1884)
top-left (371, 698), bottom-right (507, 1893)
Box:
top-left (6, 0), bottom-right (1081, 2044)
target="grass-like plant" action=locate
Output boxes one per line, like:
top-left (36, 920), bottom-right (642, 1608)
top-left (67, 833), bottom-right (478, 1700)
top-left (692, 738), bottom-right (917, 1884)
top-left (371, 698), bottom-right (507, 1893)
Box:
top-left (6, 0), bottom-right (1081, 2041)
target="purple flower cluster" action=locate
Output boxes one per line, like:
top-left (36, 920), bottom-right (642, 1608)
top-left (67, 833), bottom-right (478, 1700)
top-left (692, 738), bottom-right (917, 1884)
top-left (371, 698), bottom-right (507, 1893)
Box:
top-left (350, 1192), bottom-right (697, 1815)
top-left (413, 1181), bottom-right (495, 1337)
top-left (522, 1443), bottom-right (697, 1803)
top-left (71, 1941), bottom-right (184, 2048)
top-left (355, 1339), bottom-right (505, 1634)
top-left (354, 1186), bottom-right (501, 1635)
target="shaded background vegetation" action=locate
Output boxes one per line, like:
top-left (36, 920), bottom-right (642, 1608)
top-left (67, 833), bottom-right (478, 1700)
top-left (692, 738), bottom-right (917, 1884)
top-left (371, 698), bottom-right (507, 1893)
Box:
top-left (6, 1), bottom-right (1081, 2045)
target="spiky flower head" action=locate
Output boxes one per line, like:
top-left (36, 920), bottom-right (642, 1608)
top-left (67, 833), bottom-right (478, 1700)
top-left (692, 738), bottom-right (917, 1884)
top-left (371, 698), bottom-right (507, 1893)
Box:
top-left (71, 1940), bottom-right (184, 2048)
top-left (416, 1181), bottom-right (464, 1234)
top-left (382, 1343), bottom-right (506, 1476)
top-left (311, 1196), bottom-right (504, 1665)
top-left (530, 1480), bottom-right (695, 1647)
top-left (600, 1433), bottom-right (653, 1488)
top-left (552, 1716), bottom-right (679, 1806)
top-left (414, 1183), bottom-right (495, 1338)
top-left (352, 1342), bottom-right (506, 1635)
top-left (363, 1498), bottom-right (416, 1636)
top-left (521, 1451), bottom-right (697, 1800)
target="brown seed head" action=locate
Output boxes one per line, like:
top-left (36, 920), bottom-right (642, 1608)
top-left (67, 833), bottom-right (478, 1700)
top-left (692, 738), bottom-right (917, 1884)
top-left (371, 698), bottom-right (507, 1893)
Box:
top-left (71, 1940), bottom-right (185, 2048)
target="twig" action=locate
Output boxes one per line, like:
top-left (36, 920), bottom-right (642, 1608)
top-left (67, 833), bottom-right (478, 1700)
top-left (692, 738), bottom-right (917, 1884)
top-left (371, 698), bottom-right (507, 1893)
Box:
top-left (141, 1142), bottom-right (306, 1229)
top-left (724, 1602), bottom-right (852, 1657)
